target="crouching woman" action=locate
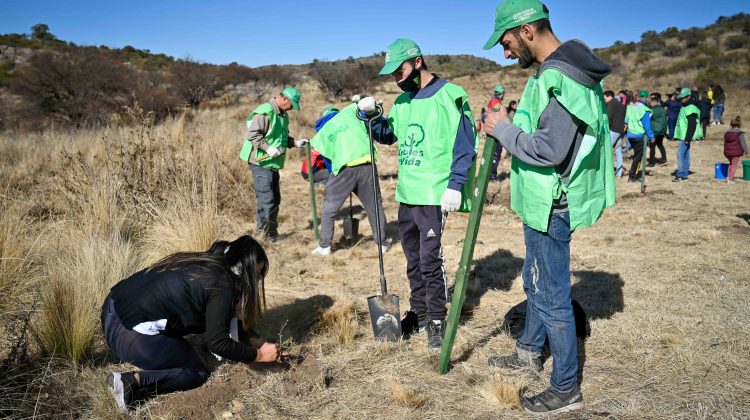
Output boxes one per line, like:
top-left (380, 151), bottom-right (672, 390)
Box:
top-left (101, 235), bottom-right (281, 411)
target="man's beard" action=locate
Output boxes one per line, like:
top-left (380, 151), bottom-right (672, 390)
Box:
top-left (514, 36), bottom-right (535, 69)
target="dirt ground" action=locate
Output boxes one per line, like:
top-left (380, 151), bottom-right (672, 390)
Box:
top-left (129, 124), bottom-right (750, 419)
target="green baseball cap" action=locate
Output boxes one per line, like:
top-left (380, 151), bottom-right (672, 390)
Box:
top-left (378, 38), bottom-right (423, 76)
top-left (321, 105), bottom-right (339, 117)
top-left (494, 85), bottom-right (505, 94)
top-left (483, 0), bottom-right (549, 50)
top-left (639, 90), bottom-right (650, 98)
top-left (678, 87), bottom-right (691, 99)
top-left (281, 86), bottom-right (301, 111)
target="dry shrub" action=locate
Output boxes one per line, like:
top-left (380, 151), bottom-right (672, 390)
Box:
top-left (660, 333), bottom-right (682, 347)
top-left (315, 299), bottom-right (360, 346)
top-left (138, 170), bottom-right (221, 265)
top-left (34, 232), bottom-right (138, 368)
top-left (475, 375), bottom-right (527, 409)
top-left (388, 378), bottom-right (429, 408)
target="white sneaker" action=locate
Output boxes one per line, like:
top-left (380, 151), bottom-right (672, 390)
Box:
top-left (311, 246), bottom-right (331, 256)
top-left (381, 244), bottom-right (390, 254)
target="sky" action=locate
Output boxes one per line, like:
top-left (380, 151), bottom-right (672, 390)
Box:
top-left (1, 0), bottom-right (748, 68)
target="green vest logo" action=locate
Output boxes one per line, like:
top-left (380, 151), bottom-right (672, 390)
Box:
top-left (400, 123), bottom-right (425, 167)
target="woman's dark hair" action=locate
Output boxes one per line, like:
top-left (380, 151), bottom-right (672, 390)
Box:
top-left (148, 235), bottom-right (269, 329)
top-left (507, 100), bottom-right (518, 112)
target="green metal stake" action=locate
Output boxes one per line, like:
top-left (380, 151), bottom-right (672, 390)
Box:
top-left (438, 135), bottom-right (497, 374)
top-left (640, 136), bottom-right (648, 194)
top-left (305, 143), bottom-right (319, 240)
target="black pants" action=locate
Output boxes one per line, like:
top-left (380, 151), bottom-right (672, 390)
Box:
top-left (102, 296), bottom-right (209, 396)
top-left (251, 165), bottom-right (281, 236)
top-left (398, 204), bottom-right (447, 321)
top-left (648, 135), bottom-right (667, 163)
top-left (628, 136), bottom-right (646, 179)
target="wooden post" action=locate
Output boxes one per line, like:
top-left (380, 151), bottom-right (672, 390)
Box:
top-left (438, 135), bottom-right (497, 374)
top-left (305, 143), bottom-right (319, 240)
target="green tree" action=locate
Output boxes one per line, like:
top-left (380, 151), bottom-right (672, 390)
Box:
top-left (31, 23), bottom-right (56, 42)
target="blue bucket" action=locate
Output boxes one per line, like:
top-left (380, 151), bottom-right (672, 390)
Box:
top-left (715, 163), bottom-right (729, 180)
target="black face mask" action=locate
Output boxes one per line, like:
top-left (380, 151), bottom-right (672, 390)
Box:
top-left (397, 66), bottom-right (421, 92)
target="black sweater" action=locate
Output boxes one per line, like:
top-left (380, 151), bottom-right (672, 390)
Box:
top-left (109, 265), bottom-right (258, 362)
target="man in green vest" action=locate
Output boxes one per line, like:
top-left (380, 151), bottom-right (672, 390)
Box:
top-left (482, 0), bottom-right (616, 415)
top-left (239, 86), bottom-right (307, 239)
top-left (673, 87), bottom-right (702, 182)
top-left (357, 38), bottom-right (478, 351)
top-left (624, 94), bottom-right (655, 182)
top-left (309, 102), bottom-right (388, 256)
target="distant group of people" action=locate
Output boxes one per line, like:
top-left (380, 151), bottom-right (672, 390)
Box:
top-left (600, 84), bottom-right (745, 183)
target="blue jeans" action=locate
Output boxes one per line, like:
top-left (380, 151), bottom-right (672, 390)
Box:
top-left (676, 141), bottom-right (691, 178)
top-left (713, 104), bottom-right (724, 123)
top-left (610, 131), bottom-right (624, 177)
top-left (667, 117), bottom-right (677, 140)
top-left (517, 212), bottom-right (577, 393)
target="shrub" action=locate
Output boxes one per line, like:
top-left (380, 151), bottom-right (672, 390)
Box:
top-left (724, 34), bottom-right (750, 50)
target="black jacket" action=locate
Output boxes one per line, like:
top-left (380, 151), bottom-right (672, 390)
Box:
top-left (108, 265), bottom-right (258, 362)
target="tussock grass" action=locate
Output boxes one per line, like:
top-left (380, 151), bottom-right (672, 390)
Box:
top-left (0, 200), bottom-right (38, 313)
top-left (139, 171), bottom-right (221, 265)
top-left (34, 232), bottom-right (137, 367)
top-left (388, 379), bottom-right (429, 408)
top-left (315, 298), bottom-right (360, 346)
top-left (475, 375), bottom-right (527, 409)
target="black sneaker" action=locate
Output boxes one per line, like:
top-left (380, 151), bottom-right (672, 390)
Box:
top-left (487, 351), bottom-right (544, 372)
top-left (522, 387), bottom-right (584, 416)
top-left (106, 371), bottom-right (139, 412)
top-left (426, 319), bottom-right (445, 351)
top-left (400, 311), bottom-right (426, 339)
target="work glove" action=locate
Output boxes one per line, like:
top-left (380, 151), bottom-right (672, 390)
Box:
top-left (266, 146), bottom-right (283, 158)
top-left (294, 138), bottom-right (309, 148)
top-left (440, 188), bottom-right (462, 212)
top-left (351, 94), bottom-right (361, 103)
top-left (357, 96), bottom-right (377, 115)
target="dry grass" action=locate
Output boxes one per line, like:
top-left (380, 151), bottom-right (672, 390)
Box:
top-left (34, 232), bottom-right (137, 367)
top-left (0, 199), bottom-right (38, 313)
top-left (475, 375), bottom-right (527, 409)
top-left (388, 378), bottom-right (429, 408)
top-left (315, 298), bottom-right (360, 346)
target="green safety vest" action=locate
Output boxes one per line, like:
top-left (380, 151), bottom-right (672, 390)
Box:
top-left (310, 103), bottom-right (374, 176)
top-left (511, 68), bottom-right (616, 232)
top-left (625, 104), bottom-right (651, 135)
top-left (388, 82), bottom-right (478, 211)
top-left (674, 104), bottom-right (703, 141)
top-left (238, 102), bottom-right (289, 170)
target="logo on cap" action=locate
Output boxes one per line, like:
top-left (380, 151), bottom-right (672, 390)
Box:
top-left (512, 8), bottom-right (537, 23)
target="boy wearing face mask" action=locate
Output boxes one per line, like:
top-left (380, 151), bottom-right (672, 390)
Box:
top-left (357, 38), bottom-right (477, 351)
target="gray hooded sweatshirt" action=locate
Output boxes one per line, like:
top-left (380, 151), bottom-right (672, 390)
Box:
top-left (492, 40), bottom-right (611, 209)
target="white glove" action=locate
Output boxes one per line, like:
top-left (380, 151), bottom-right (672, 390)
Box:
top-left (357, 96), bottom-right (377, 115)
top-left (351, 94), bottom-right (361, 103)
top-left (294, 138), bottom-right (309, 148)
top-left (266, 146), bottom-right (283, 157)
top-left (440, 188), bottom-right (462, 212)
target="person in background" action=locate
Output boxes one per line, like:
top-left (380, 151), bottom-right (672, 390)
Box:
top-left (647, 96), bottom-right (668, 166)
top-left (723, 116), bottom-right (748, 185)
top-left (690, 86), bottom-right (700, 102)
top-left (617, 89), bottom-right (629, 106)
top-left (696, 91), bottom-right (713, 140)
top-left (637, 90), bottom-right (650, 106)
top-left (673, 87), bottom-right (702, 182)
top-left (625, 94), bottom-right (654, 182)
top-left (102, 235), bottom-right (284, 411)
top-left (665, 92), bottom-right (682, 140)
top-left (712, 84), bottom-right (726, 125)
top-left (604, 90), bottom-right (626, 178)
top-left (239, 87), bottom-right (308, 239)
top-left (506, 100), bottom-right (518, 122)
top-left (310, 101), bottom-right (388, 256)
top-left (488, 85), bottom-right (506, 181)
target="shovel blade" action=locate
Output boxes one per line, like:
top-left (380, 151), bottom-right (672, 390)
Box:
top-left (343, 217), bottom-right (359, 239)
top-left (367, 294), bottom-right (401, 341)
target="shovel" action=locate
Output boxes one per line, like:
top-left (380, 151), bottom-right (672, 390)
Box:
top-left (358, 103), bottom-right (401, 341)
top-left (342, 194), bottom-right (359, 240)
